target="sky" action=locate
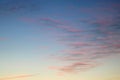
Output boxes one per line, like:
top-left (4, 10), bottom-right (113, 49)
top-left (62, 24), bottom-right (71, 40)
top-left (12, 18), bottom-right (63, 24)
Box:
top-left (0, 0), bottom-right (120, 80)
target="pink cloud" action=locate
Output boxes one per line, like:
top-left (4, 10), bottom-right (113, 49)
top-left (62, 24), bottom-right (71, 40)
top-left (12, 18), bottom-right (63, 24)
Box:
top-left (58, 61), bottom-right (98, 73)
top-left (21, 17), bottom-right (84, 34)
top-left (65, 50), bottom-right (85, 55)
top-left (52, 37), bottom-right (119, 73)
top-left (68, 42), bottom-right (90, 47)
top-left (39, 18), bottom-right (65, 25)
top-left (19, 4), bottom-right (120, 74)
top-left (0, 73), bottom-right (39, 80)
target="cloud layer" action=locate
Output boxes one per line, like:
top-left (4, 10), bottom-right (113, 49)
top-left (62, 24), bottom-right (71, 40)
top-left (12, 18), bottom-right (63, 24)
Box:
top-left (49, 3), bottom-right (120, 73)
top-left (0, 73), bottom-right (40, 80)
top-left (19, 2), bottom-right (120, 74)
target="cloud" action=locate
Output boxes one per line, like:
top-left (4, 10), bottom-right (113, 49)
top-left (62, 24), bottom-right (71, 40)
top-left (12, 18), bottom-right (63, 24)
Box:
top-left (19, 2), bottom-right (120, 74)
top-left (56, 61), bottom-right (99, 73)
top-left (0, 73), bottom-right (39, 80)
top-left (39, 18), bottom-right (65, 25)
top-left (49, 3), bottom-right (120, 74)
top-left (0, 0), bottom-right (39, 15)
top-left (21, 17), bottom-right (85, 34)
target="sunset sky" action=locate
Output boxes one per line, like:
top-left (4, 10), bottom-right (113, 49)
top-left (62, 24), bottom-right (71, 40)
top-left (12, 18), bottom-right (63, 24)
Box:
top-left (0, 0), bottom-right (120, 80)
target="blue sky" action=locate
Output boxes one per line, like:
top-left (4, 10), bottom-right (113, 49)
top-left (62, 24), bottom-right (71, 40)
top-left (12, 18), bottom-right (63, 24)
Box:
top-left (0, 0), bottom-right (120, 80)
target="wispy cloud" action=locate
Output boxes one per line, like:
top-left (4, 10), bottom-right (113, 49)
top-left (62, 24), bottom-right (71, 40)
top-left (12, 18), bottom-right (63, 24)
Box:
top-left (20, 17), bottom-right (84, 33)
top-left (59, 62), bottom-right (98, 73)
top-left (0, 73), bottom-right (40, 80)
top-left (20, 2), bottom-right (120, 74)
top-left (0, 0), bottom-right (39, 15)
top-left (48, 2), bottom-right (120, 74)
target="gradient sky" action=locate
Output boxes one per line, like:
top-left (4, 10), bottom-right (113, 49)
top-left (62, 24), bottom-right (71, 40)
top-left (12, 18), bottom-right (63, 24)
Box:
top-left (0, 0), bottom-right (120, 80)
